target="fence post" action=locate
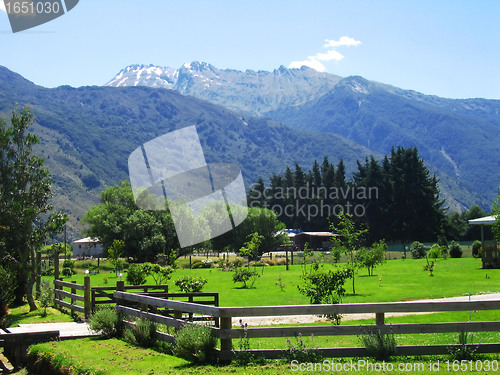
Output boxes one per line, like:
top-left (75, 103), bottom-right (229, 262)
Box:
top-left (71, 281), bottom-right (76, 306)
top-left (376, 312), bottom-right (385, 326)
top-left (54, 252), bottom-right (59, 280)
top-left (116, 280), bottom-right (125, 307)
top-left (220, 316), bottom-right (232, 361)
top-left (84, 276), bottom-right (91, 320)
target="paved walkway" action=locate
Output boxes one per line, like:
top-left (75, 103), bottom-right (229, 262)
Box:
top-left (6, 322), bottom-right (96, 339)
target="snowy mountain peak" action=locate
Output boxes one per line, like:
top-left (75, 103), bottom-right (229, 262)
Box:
top-left (105, 62), bottom-right (343, 116)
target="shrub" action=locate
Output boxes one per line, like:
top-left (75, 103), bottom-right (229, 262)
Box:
top-left (410, 241), bottom-right (426, 259)
top-left (449, 241), bottom-right (463, 258)
top-left (126, 264), bottom-right (147, 285)
top-left (174, 324), bottom-right (218, 364)
top-left (359, 327), bottom-right (397, 361)
top-left (90, 307), bottom-right (123, 339)
top-left (39, 280), bottom-right (54, 317)
top-left (472, 240), bottom-right (482, 258)
top-left (0, 265), bottom-right (16, 318)
top-left (89, 307), bottom-right (123, 339)
top-left (174, 276), bottom-right (207, 292)
top-left (428, 244), bottom-right (442, 259)
top-left (232, 267), bottom-right (260, 288)
top-left (124, 318), bottom-right (157, 348)
top-left (448, 331), bottom-right (480, 360)
top-left (61, 259), bottom-right (75, 276)
top-left (141, 262), bottom-right (174, 285)
top-left (283, 333), bottom-right (323, 363)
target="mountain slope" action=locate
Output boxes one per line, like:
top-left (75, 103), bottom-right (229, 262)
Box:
top-left (107, 63), bottom-right (499, 210)
top-left (267, 76), bottom-right (500, 209)
top-left (0, 66), bottom-right (370, 240)
top-left (106, 62), bottom-right (342, 116)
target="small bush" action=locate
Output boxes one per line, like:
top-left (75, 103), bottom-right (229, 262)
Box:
top-left (410, 241), bottom-right (426, 259)
top-left (174, 324), bottom-right (218, 364)
top-left (472, 240), bottom-right (482, 258)
top-left (428, 244), bottom-right (442, 259)
top-left (89, 307), bottom-right (123, 339)
top-left (283, 333), bottom-right (323, 363)
top-left (232, 267), bottom-right (260, 288)
top-left (360, 327), bottom-right (397, 361)
top-left (124, 318), bottom-right (157, 348)
top-left (39, 280), bottom-right (54, 317)
top-left (126, 264), bottom-right (147, 285)
top-left (175, 276), bottom-right (207, 292)
top-left (449, 240), bottom-right (463, 258)
top-left (448, 331), bottom-right (480, 360)
top-left (0, 265), bottom-right (16, 318)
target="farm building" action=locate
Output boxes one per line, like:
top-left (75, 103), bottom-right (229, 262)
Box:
top-left (71, 237), bottom-right (104, 258)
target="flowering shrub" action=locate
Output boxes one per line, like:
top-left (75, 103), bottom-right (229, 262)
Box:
top-left (283, 333), bottom-right (323, 363)
top-left (174, 276), bottom-right (207, 292)
top-left (173, 323), bottom-right (218, 364)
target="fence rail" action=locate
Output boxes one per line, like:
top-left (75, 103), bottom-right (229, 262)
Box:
top-left (113, 291), bottom-right (500, 362)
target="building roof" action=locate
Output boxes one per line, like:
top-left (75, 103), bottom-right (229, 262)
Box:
top-left (72, 237), bottom-right (101, 244)
top-left (294, 232), bottom-right (340, 237)
top-left (468, 215), bottom-right (497, 225)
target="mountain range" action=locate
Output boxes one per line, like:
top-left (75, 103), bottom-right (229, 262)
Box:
top-left (107, 62), bottom-right (500, 212)
top-left (0, 62), bottom-right (498, 240)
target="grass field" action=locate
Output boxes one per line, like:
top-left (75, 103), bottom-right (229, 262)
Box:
top-left (21, 256), bottom-right (500, 374)
top-left (59, 257), bottom-right (499, 307)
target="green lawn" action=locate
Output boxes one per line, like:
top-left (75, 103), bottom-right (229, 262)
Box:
top-left (59, 257), bottom-right (499, 307)
top-left (25, 257), bottom-right (500, 374)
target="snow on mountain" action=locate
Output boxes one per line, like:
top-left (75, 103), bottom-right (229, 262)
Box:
top-left (106, 62), bottom-right (342, 116)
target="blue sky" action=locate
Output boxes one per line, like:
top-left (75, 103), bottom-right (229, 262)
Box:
top-left (1, 0), bottom-right (499, 99)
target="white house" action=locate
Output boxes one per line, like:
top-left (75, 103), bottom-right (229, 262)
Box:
top-left (72, 237), bottom-right (104, 258)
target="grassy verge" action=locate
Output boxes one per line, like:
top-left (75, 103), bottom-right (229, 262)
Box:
top-left (3, 303), bottom-right (74, 328)
top-left (29, 337), bottom-right (500, 375)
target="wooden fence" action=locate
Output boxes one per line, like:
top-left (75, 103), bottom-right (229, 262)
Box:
top-left (113, 291), bottom-right (500, 361)
top-left (53, 278), bottom-right (218, 322)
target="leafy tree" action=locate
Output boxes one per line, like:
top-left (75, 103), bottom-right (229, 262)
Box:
top-left (449, 240), bottom-right (463, 258)
top-left (356, 240), bottom-right (387, 276)
top-left (126, 264), bottom-right (147, 285)
top-left (297, 259), bottom-right (352, 324)
top-left (175, 276), bottom-right (207, 292)
top-left (0, 264), bottom-right (16, 318)
top-left (330, 212), bottom-right (368, 294)
top-left (238, 232), bottom-right (264, 263)
top-left (141, 262), bottom-right (174, 285)
top-left (83, 181), bottom-right (181, 262)
top-left (472, 240), bottom-right (482, 258)
top-left (232, 267), bottom-right (260, 288)
top-left (410, 241), bottom-right (427, 259)
top-left (0, 107), bottom-right (66, 310)
top-left (212, 206), bottom-right (287, 255)
top-left (108, 239), bottom-right (125, 275)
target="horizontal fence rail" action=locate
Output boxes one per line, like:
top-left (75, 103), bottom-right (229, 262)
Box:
top-left (113, 292), bottom-right (500, 362)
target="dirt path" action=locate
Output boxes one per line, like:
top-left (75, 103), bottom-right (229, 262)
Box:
top-left (232, 293), bottom-right (500, 326)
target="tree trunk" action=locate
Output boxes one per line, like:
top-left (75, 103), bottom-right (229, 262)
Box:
top-left (26, 277), bottom-right (38, 311)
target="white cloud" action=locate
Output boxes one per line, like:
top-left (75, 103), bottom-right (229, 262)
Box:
top-left (324, 36), bottom-right (361, 48)
top-left (289, 58), bottom-right (327, 72)
top-left (0, 2), bottom-right (6, 12)
top-left (289, 36), bottom-right (361, 71)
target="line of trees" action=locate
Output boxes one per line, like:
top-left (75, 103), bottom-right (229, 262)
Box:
top-left (83, 182), bottom-right (288, 262)
top-left (249, 146), bottom-right (447, 244)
